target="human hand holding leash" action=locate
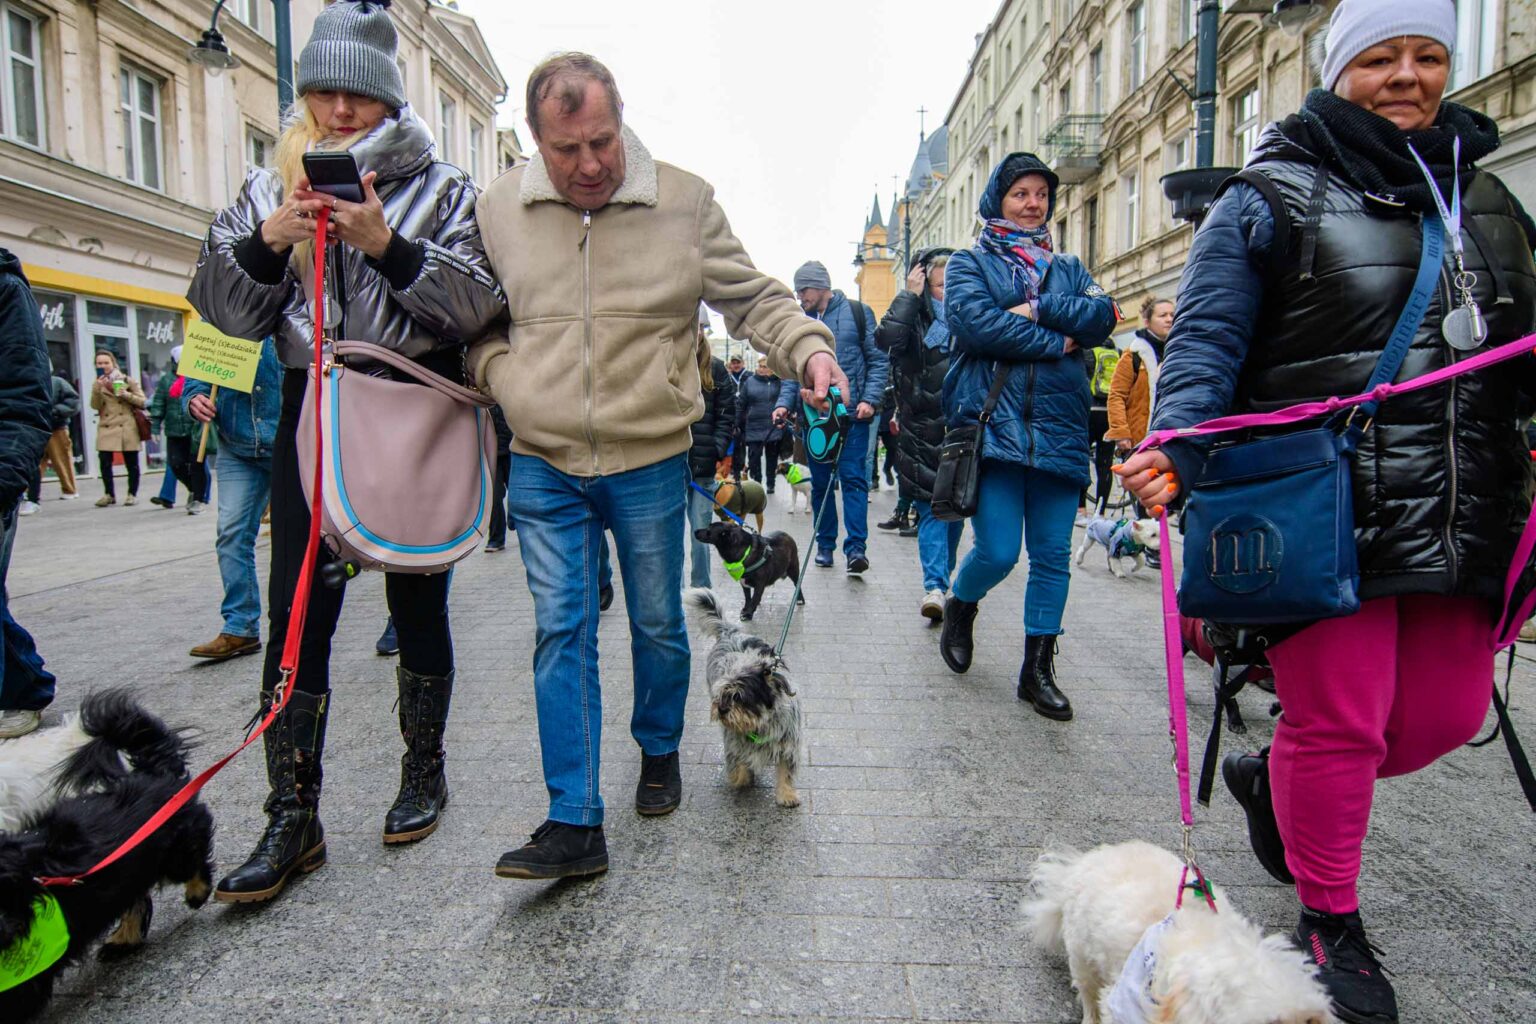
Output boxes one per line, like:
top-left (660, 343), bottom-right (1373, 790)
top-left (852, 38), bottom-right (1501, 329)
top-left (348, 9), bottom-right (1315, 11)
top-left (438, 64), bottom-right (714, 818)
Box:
top-left (1115, 449), bottom-right (1178, 514)
top-left (800, 351), bottom-right (850, 414)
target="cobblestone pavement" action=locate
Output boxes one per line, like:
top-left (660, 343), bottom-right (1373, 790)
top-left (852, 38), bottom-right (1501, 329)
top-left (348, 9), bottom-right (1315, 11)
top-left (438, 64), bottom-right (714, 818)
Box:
top-left (9, 474), bottom-right (1536, 1022)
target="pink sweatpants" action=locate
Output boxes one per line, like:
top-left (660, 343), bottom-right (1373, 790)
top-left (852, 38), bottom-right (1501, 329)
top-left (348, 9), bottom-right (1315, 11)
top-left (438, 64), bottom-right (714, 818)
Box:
top-left (1266, 594), bottom-right (1493, 913)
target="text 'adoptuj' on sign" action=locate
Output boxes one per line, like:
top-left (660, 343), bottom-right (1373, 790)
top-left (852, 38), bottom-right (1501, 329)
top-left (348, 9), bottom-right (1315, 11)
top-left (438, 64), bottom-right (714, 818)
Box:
top-left (178, 321), bottom-right (263, 394)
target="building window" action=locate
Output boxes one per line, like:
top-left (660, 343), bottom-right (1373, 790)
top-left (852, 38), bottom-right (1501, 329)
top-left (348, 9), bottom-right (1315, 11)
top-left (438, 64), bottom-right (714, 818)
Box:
top-left (1, 1), bottom-right (44, 147)
top-left (1128, 3), bottom-right (1147, 89)
top-left (1122, 172), bottom-right (1139, 249)
top-left (1005, 41), bottom-right (1014, 72)
top-left (1058, 83), bottom-right (1071, 118)
top-left (1089, 46), bottom-right (1103, 114)
top-left (1031, 86), bottom-right (1042, 144)
top-left (232, 0), bottom-right (269, 38)
top-left (1166, 136), bottom-right (1189, 171)
top-left (438, 93), bottom-right (456, 162)
top-left (1085, 197), bottom-right (1099, 269)
top-left (1452, 0), bottom-right (1497, 91)
top-left (469, 119), bottom-right (483, 179)
top-left (247, 127), bottom-right (274, 172)
top-left (1180, 0), bottom-right (1197, 42)
top-left (120, 64), bottom-right (163, 191)
top-left (1232, 84), bottom-right (1260, 164)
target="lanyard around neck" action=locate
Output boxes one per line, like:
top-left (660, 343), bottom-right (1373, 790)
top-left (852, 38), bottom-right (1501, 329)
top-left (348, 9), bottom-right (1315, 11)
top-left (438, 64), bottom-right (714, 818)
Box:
top-left (1407, 136), bottom-right (1464, 259)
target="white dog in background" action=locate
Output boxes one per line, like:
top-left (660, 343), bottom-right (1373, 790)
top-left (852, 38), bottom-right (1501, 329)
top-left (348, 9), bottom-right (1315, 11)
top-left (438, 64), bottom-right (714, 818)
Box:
top-left (776, 461), bottom-right (812, 514)
top-left (1075, 517), bottom-right (1160, 578)
top-left (1024, 842), bottom-right (1335, 1024)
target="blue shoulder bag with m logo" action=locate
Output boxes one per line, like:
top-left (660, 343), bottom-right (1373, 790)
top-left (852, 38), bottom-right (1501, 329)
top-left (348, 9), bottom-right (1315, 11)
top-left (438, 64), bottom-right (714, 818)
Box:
top-left (1175, 211), bottom-right (1443, 626)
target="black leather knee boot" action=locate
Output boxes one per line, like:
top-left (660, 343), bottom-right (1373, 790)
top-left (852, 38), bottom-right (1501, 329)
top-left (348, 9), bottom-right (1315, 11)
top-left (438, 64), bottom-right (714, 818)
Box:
top-left (1019, 635), bottom-right (1073, 721)
top-left (215, 688), bottom-right (329, 902)
top-left (384, 667), bottom-right (453, 844)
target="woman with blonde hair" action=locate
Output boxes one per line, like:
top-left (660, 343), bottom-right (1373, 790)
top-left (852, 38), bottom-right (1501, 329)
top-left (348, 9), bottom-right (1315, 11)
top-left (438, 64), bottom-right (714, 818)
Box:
top-left (88, 350), bottom-right (146, 507)
top-left (189, 0), bottom-right (504, 904)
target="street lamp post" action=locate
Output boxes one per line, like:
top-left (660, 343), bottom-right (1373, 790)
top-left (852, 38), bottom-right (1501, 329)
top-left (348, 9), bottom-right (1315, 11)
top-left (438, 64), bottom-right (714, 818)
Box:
top-left (189, 1), bottom-right (296, 115)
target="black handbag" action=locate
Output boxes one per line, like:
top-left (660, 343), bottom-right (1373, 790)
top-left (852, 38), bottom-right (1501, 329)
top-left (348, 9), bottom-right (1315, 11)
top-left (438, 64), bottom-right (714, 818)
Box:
top-left (930, 364), bottom-right (1011, 522)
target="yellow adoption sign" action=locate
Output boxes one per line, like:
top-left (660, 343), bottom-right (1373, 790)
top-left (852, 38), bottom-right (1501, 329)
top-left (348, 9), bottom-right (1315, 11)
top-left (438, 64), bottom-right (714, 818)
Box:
top-left (178, 321), bottom-right (263, 394)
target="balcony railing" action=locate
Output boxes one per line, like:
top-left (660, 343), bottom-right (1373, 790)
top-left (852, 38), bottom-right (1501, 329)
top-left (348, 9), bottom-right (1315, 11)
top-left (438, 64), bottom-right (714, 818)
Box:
top-left (1041, 114), bottom-right (1106, 184)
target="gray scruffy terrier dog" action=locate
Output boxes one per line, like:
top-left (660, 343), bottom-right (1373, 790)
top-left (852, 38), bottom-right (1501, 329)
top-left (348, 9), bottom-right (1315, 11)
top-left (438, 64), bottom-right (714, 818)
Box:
top-left (683, 588), bottom-right (804, 807)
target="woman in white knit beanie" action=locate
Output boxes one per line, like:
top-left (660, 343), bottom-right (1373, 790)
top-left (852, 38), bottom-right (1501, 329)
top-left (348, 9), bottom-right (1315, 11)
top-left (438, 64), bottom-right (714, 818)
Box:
top-left (1123, 3), bottom-right (1536, 1023)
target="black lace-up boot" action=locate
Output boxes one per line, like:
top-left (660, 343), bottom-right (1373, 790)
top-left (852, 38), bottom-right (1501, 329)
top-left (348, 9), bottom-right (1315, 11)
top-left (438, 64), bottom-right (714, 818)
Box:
top-left (939, 596), bottom-right (979, 673)
top-left (1018, 634), bottom-right (1073, 720)
top-left (1296, 908), bottom-right (1398, 1024)
top-left (215, 689), bottom-right (329, 903)
top-left (383, 667), bottom-right (453, 844)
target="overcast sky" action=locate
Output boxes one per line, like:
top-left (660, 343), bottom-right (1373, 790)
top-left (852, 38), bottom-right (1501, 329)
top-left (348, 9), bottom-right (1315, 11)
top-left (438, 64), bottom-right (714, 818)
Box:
top-left (458, 0), bottom-right (1000, 332)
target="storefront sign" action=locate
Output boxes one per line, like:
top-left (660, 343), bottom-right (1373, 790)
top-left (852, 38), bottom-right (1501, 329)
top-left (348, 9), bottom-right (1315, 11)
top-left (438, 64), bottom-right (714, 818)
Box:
top-left (179, 320), bottom-right (263, 393)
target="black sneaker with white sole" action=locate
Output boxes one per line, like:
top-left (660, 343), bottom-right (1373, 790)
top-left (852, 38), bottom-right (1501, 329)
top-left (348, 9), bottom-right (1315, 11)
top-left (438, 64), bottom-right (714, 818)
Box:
top-left (495, 821), bottom-right (609, 880)
top-left (846, 554), bottom-right (870, 575)
top-left (1222, 747), bottom-right (1294, 884)
top-left (1296, 908), bottom-right (1398, 1024)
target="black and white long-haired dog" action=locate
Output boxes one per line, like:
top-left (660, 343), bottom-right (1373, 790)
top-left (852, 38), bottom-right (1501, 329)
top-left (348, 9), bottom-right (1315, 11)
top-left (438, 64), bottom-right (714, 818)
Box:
top-left (0, 691), bottom-right (214, 1021)
top-left (683, 588), bottom-right (804, 807)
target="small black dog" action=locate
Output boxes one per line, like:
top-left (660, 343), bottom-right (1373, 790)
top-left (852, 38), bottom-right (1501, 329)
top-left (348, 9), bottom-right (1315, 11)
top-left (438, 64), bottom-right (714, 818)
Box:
top-left (0, 697), bottom-right (214, 1022)
top-left (693, 521), bottom-right (802, 621)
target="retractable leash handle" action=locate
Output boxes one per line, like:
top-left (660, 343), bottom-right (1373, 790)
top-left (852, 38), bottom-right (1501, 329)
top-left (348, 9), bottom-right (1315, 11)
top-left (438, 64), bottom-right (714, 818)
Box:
top-left (802, 385), bottom-right (850, 464)
top-left (38, 212), bottom-right (333, 889)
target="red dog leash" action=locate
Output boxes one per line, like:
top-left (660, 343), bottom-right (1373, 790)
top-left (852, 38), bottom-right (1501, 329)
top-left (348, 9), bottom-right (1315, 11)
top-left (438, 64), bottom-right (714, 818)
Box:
top-left (39, 212), bottom-right (332, 887)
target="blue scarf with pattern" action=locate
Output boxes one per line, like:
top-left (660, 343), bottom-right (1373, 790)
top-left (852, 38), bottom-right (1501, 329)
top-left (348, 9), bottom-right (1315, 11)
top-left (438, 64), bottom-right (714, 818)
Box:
top-left (977, 219), bottom-right (1054, 300)
top-left (923, 296), bottom-right (949, 350)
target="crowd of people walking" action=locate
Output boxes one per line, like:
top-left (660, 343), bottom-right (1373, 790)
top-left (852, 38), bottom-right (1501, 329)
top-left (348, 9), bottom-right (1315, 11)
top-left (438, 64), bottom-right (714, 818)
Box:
top-left (1, 3), bottom-right (1531, 1022)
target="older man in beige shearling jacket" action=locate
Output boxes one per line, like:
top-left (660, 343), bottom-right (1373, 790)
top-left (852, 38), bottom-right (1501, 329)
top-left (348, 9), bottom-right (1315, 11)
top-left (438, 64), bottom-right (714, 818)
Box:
top-left (470, 53), bottom-right (846, 881)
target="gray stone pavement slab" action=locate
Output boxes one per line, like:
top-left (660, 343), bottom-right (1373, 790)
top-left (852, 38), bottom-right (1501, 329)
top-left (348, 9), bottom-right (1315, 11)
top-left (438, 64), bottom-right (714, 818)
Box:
top-left (7, 474), bottom-right (1534, 1022)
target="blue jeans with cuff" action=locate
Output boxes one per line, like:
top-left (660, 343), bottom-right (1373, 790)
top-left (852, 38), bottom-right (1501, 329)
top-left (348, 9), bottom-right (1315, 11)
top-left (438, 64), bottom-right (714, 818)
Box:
top-left (950, 460), bottom-right (1079, 636)
top-left (808, 418), bottom-right (871, 559)
top-left (214, 449), bottom-right (272, 639)
top-left (509, 453), bottom-right (691, 827)
top-left (913, 499), bottom-right (964, 593)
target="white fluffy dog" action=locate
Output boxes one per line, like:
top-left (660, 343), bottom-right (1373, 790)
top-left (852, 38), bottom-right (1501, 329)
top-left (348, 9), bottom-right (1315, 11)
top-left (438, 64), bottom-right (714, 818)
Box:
top-left (1075, 517), bottom-right (1160, 578)
top-left (1025, 842), bottom-right (1335, 1024)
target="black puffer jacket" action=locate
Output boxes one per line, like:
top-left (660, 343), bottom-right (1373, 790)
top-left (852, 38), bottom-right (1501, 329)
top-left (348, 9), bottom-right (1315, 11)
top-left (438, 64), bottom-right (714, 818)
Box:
top-left (1154, 125), bottom-right (1536, 603)
top-left (876, 290), bottom-right (950, 502)
top-left (736, 371), bottom-right (784, 444)
top-left (689, 357), bottom-right (735, 480)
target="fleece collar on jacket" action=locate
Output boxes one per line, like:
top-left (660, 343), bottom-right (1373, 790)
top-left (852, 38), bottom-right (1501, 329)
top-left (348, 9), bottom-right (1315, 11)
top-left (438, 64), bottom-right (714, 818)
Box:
top-left (519, 126), bottom-right (659, 208)
top-left (1125, 334), bottom-right (1161, 411)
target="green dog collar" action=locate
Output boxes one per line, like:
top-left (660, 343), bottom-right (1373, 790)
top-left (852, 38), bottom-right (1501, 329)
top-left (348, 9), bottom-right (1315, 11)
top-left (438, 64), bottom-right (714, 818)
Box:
top-left (724, 557), bottom-right (747, 581)
top-left (785, 464), bottom-right (807, 486)
top-left (0, 893), bottom-right (70, 994)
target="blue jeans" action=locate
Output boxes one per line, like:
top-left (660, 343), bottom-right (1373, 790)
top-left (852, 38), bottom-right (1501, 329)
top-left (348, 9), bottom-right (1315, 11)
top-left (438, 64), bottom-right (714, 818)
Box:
top-left (0, 509), bottom-right (56, 712)
top-left (808, 418), bottom-right (871, 558)
top-left (508, 453), bottom-right (691, 826)
top-left (214, 449), bottom-right (272, 639)
top-left (687, 480), bottom-right (716, 589)
top-left (951, 460), bottom-right (1079, 636)
top-left (913, 499), bottom-right (964, 593)
top-left (156, 467), bottom-right (177, 504)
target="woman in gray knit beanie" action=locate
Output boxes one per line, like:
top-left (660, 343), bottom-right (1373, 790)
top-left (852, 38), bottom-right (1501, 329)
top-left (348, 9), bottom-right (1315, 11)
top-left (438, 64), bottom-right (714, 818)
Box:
top-left (188, 0), bottom-right (506, 907)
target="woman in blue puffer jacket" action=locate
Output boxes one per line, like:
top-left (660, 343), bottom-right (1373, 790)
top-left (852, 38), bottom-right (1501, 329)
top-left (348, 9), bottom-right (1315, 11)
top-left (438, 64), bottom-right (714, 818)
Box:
top-left (937, 153), bottom-right (1119, 719)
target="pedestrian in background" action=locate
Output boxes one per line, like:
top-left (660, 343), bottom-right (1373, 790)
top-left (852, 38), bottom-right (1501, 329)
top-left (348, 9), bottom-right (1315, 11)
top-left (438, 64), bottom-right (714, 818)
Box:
top-left (736, 360), bottom-right (785, 493)
top-left (0, 247), bottom-right (56, 739)
top-left (936, 152), bottom-right (1119, 721)
top-left (20, 368), bottom-right (80, 513)
top-left (877, 247), bottom-right (962, 621)
top-left (775, 260), bottom-right (889, 574)
top-left (88, 350), bottom-right (145, 508)
top-left (688, 332), bottom-right (737, 589)
top-left (149, 345), bottom-right (214, 516)
top-left (189, 0), bottom-right (506, 902)
top-left (1123, 5), bottom-right (1536, 1019)
top-left (726, 355), bottom-right (747, 388)
top-left (1105, 295), bottom-right (1171, 457)
top-left (185, 338), bottom-right (281, 662)
top-left (469, 52), bottom-right (842, 879)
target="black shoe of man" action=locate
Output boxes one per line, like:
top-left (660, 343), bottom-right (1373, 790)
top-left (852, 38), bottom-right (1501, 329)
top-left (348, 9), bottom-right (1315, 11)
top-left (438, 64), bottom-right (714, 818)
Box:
top-left (635, 751), bottom-right (682, 815)
top-left (599, 583), bottom-right (615, 612)
top-left (494, 821), bottom-right (608, 880)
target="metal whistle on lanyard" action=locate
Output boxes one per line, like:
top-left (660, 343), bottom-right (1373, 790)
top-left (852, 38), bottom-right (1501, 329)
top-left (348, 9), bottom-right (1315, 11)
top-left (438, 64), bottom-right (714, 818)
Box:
top-left (1410, 137), bottom-right (1488, 352)
top-left (802, 385), bottom-right (851, 464)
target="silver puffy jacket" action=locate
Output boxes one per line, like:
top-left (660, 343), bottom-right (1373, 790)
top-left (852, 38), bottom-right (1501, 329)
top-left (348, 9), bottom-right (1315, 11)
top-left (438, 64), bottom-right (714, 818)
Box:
top-left (188, 106), bottom-right (505, 369)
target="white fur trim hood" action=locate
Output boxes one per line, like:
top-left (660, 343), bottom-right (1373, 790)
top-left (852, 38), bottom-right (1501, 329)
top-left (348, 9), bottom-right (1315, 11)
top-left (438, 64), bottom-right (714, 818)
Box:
top-left (518, 125), bottom-right (659, 207)
top-left (1125, 334), bottom-right (1161, 412)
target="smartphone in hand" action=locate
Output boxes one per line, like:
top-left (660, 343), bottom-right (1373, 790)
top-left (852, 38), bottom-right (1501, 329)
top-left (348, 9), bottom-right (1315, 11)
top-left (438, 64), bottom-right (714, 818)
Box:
top-left (302, 151), bottom-right (365, 203)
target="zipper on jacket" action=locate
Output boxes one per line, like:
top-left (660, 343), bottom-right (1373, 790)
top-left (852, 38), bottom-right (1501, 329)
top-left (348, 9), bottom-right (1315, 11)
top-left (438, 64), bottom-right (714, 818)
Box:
top-left (1438, 262), bottom-right (1461, 588)
top-left (580, 209), bottom-right (598, 475)
top-left (1022, 363), bottom-right (1037, 464)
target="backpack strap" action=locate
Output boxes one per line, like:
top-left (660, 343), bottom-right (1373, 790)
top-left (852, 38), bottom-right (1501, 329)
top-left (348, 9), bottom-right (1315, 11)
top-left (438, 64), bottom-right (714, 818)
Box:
top-left (1297, 164), bottom-right (1331, 281)
top-left (850, 298), bottom-right (870, 344)
top-left (1217, 169), bottom-right (1293, 281)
